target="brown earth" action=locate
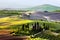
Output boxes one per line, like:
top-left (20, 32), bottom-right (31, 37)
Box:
top-left (0, 30), bottom-right (11, 35)
top-left (0, 30), bottom-right (30, 40)
top-left (0, 36), bottom-right (30, 40)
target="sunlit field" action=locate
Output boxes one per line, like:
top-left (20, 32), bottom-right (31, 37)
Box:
top-left (0, 16), bottom-right (60, 40)
top-left (0, 17), bottom-right (33, 28)
top-left (0, 0), bottom-right (60, 39)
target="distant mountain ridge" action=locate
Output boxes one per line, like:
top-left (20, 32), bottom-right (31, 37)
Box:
top-left (26, 4), bottom-right (60, 12)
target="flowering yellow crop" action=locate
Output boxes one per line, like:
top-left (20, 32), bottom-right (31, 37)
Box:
top-left (0, 17), bottom-right (34, 28)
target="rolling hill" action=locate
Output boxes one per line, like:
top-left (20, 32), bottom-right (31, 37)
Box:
top-left (26, 4), bottom-right (60, 12)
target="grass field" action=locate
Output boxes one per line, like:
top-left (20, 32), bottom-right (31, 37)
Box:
top-left (0, 16), bottom-right (60, 40)
top-left (30, 38), bottom-right (48, 40)
top-left (0, 17), bottom-right (34, 28)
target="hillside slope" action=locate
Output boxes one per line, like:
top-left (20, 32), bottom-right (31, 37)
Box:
top-left (26, 4), bottom-right (60, 12)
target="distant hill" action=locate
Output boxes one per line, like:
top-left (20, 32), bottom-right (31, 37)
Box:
top-left (25, 4), bottom-right (60, 12)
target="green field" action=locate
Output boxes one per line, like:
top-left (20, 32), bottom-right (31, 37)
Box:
top-left (0, 10), bottom-right (60, 40)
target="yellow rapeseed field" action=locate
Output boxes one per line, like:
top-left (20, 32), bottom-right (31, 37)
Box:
top-left (0, 17), bottom-right (33, 28)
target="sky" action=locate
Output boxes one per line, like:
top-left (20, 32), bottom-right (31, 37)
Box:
top-left (0, 0), bottom-right (60, 8)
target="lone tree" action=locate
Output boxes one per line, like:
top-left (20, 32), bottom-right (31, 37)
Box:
top-left (36, 22), bottom-right (40, 30)
top-left (32, 22), bottom-right (36, 31)
top-left (22, 24), bottom-right (25, 30)
top-left (44, 23), bottom-right (49, 30)
top-left (25, 23), bottom-right (29, 30)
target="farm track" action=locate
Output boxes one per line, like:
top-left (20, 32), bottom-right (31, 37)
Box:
top-left (0, 30), bottom-right (30, 40)
top-left (0, 36), bottom-right (23, 40)
top-left (0, 35), bottom-right (30, 40)
top-left (0, 30), bottom-right (12, 35)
